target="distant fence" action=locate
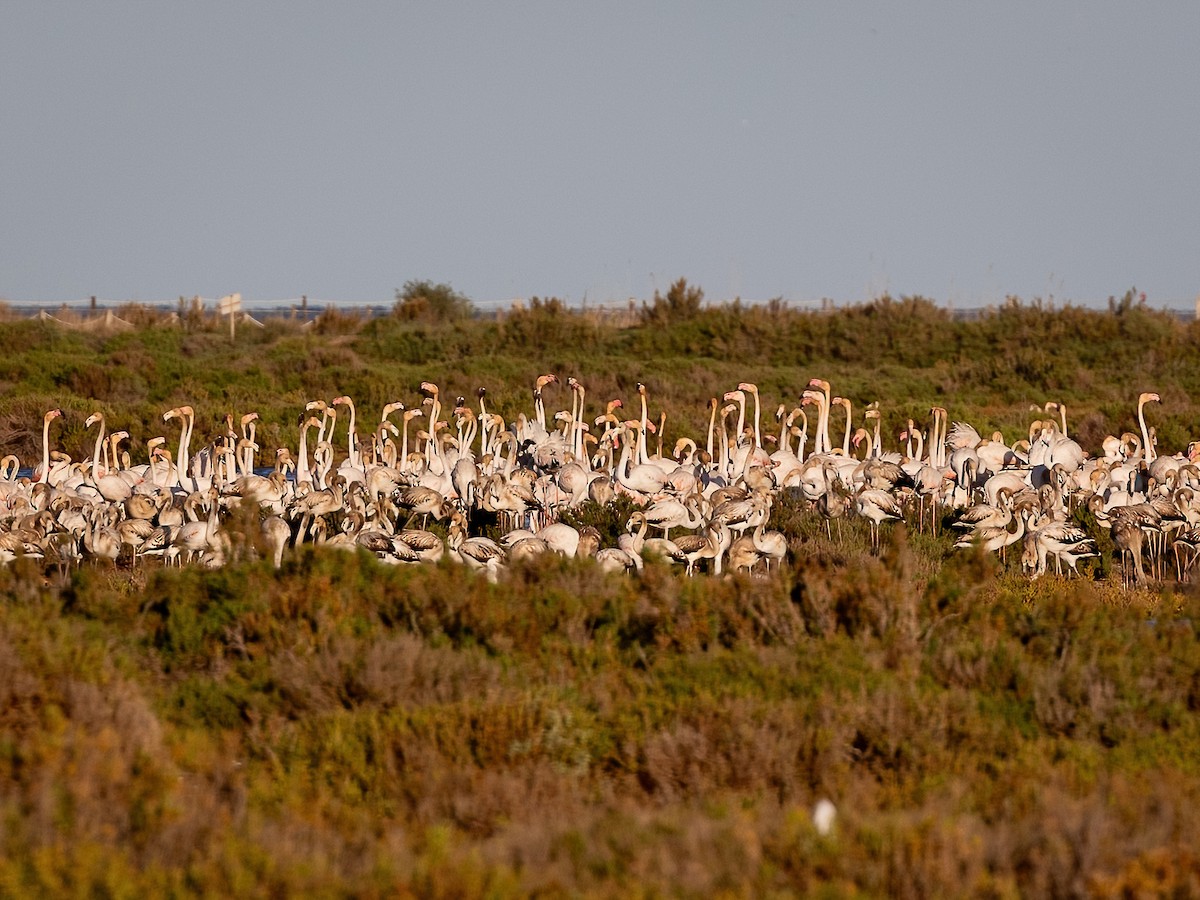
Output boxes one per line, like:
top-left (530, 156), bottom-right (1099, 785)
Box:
top-left (2, 294), bottom-right (1197, 324)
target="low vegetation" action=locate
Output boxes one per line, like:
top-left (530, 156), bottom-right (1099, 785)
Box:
top-left (0, 286), bottom-right (1198, 895)
top-left (1, 526), bottom-right (1197, 896)
top-left (0, 285), bottom-right (1195, 464)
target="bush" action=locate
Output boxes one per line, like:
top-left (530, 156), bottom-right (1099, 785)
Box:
top-left (641, 277), bottom-right (704, 326)
top-left (393, 280), bottom-right (475, 324)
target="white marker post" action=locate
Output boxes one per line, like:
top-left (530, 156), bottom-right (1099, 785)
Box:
top-left (219, 293), bottom-right (242, 342)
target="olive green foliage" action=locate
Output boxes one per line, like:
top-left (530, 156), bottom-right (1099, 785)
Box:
top-left (393, 279), bottom-right (475, 324)
top-left (1, 286), bottom-right (1193, 471)
top-left (641, 277), bottom-right (705, 326)
top-left (560, 496), bottom-right (641, 547)
top-left (1, 531), bottom-right (1198, 895)
top-left (497, 296), bottom-right (606, 357)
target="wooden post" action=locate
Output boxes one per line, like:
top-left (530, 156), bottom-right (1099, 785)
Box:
top-left (219, 293), bottom-right (242, 342)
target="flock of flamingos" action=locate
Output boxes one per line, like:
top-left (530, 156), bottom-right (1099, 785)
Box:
top-left (0, 376), bottom-right (1189, 585)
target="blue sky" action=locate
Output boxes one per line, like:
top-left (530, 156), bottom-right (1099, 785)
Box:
top-left (2, 3), bottom-right (1198, 309)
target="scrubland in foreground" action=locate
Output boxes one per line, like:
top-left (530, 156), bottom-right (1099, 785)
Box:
top-left (0, 516), bottom-right (1197, 897)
